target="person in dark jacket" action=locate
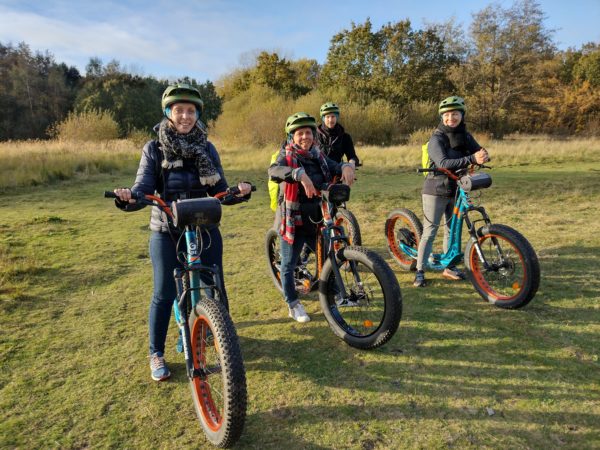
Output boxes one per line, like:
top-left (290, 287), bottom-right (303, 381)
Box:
top-left (269, 112), bottom-right (355, 323)
top-left (414, 96), bottom-right (490, 288)
top-left (316, 102), bottom-right (360, 167)
top-left (113, 83), bottom-right (251, 381)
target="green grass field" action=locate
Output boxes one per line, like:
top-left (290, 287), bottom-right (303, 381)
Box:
top-left (1, 139), bottom-right (599, 449)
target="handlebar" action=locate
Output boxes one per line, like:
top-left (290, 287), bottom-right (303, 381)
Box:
top-left (104, 184), bottom-right (256, 219)
top-left (417, 164), bottom-right (491, 181)
top-left (214, 184), bottom-right (256, 204)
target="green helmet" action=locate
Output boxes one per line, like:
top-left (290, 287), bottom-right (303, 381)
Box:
top-left (161, 83), bottom-right (204, 116)
top-left (320, 102), bottom-right (340, 117)
top-left (285, 112), bottom-right (317, 134)
top-left (438, 96), bottom-right (466, 115)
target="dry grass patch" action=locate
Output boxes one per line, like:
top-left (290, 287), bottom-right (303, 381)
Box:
top-left (358, 137), bottom-right (600, 172)
top-left (0, 139), bottom-right (139, 190)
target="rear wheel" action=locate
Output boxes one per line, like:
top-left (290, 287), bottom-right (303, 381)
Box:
top-left (265, 228), bottom-right (284, 293)
top-left (265, 228), bottom-right (318, 295)
top-left (319, 246), bottom-right (402, 349)
top-left (188, 298), bottom-right (247, 447)
top-left (335, 208), bottom-right (362, 246)
top-left (385, 208), bottom-right (422, 271)
top-left (465, 224), bottom-right (540, 309)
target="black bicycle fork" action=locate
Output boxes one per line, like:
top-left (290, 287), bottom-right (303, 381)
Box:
top-left (463, 204), bottom-right (503, 272)
top-left (323, 225), bottom-right (360, 300)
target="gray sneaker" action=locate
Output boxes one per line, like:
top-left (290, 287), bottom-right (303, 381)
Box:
top-left (335, 294), bottom-right (360, 307)
top-left (150, 352), bottom-right (171, 381)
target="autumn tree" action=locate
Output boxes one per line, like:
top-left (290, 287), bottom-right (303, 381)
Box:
top-left (448, 0), bottom-right (555, 135)
top-left (320, 19), bottom-right (454, 106)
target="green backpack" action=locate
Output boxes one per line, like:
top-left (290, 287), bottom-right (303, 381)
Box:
top-left (421, 141), bottom-right (431, 176)
top-left (268, 150), bottom-right (280, 211)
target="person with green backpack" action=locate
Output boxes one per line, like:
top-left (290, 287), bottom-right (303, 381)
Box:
top-left (414, 96), bottom-right (490, 288)
top-left (269, 102), bottom-right (359, 214)
top-left (268, 112), bottom-right (355, 322)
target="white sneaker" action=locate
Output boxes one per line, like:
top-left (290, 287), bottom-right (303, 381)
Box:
top-left (288, 302), bottom-right (311, 323)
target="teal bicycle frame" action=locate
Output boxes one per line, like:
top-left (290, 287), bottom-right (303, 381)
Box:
top-left (173, 227), bottom-right (224, 379)
top-left (400, 168), bottom-right (493, 271)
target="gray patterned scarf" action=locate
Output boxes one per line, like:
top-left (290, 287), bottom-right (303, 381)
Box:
top-left (158, 119), bottom-right (221, 186)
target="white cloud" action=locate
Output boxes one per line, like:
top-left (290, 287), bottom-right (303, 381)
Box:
top-left (0, 3), bottom-right (293, 79)
top-left (0, 6), bottom-right (160, 70)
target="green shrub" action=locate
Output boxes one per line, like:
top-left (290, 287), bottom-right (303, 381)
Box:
top-left (343, 100), bottom-right (402, 145)
top-left (212, 85), bottom-right (289, 146)
top-left (50, 109), bottom-right (120, 142)
top-left (405, 100), bottom-right (439, 131)
top-left (214, 89), bottom-right (411, 147)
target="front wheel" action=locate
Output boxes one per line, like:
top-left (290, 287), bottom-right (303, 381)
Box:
top-left (188, 298), bottom-right (247, 447)
top-left (385, 208), bottom-right (423, 271)
top-left (319, 246), bottom-right (402, 349)
top-left (335, 208), bottom-right (362, 246)
top-left (465, 224), bottom-right (540, 309)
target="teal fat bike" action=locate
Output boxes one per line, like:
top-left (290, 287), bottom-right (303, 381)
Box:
top-left (105, 185), bottom-right (255, 448)
top-left (385, 166), bottom-right (540, 309)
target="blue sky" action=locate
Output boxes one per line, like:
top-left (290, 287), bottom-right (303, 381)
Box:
top-left (1, 0), bottom-right (598, 82)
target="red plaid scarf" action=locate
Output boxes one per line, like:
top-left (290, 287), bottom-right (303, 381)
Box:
top-left (280, 143), bottom-right (330, 244)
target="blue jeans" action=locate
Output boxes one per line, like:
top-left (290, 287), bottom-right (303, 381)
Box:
top-left (148, 229), bottom-right (226, 355)
top-left (279, 229), bottom-right (316, 308)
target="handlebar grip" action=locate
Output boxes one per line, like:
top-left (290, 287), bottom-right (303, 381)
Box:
top-left (416, 168), bottom-right (429, 173)
top-left (230, 184), bottom-right (257, 195)
top-left (104, 191), bottom-right (117, 198)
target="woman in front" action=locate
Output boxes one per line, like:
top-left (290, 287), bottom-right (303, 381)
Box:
top-left (112, 83), bottom-right (251, 381)
top-left (268, 112), bottom-right (355, 322)
top-left (414, 96), bottom-right (490, 288)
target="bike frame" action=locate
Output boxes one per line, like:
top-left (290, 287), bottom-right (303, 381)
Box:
top-left (172, 226), bottom-right (223, 380)
top-left (399, 169), bottom-right (493, 271)
top-left (317, 186), bottom-right (359, 298)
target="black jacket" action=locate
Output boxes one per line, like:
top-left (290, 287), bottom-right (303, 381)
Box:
top-left (316, 124), bottom-right (359, 165)
top-left (422, 129), bottom-right (480, 197)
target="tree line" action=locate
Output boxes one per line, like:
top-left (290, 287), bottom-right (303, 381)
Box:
top-left (1, 0), bottom-right (599, 143)
top-left (0, 45), bottom-right (221, 141)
